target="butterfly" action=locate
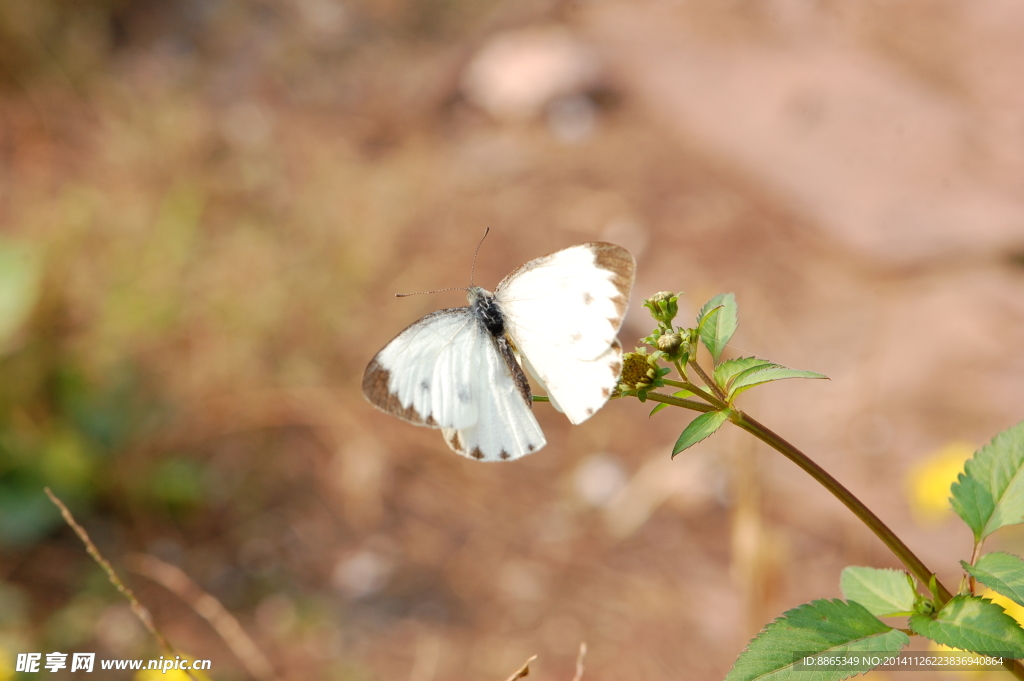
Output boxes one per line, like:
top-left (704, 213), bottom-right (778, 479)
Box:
top-left (362, 241), bottom-right (635, 461)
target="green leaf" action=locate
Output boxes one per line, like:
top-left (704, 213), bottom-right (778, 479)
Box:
top-left (909, 594), bottom-right (1024, 657)
top-left (0, 237), bottom-right (42, 346)
top-left (950, 421), bottom-right (1024, 541)
top-left (672, 409), bottom-right (730, 456)
top-left (964, 553), bottom-right (1024, 607)
top-left (696, 293), bottom-right (737, 363)
top-left (728, 364), bottom-right (829, 399)
top-left (649, 389), bottom-right (694, 417)
top-left (713, 357), bottom-right (771, 392)
top-left (725, 599), bottom-right (908, 681)
top-left (840, 566), bottom-right (916, 617)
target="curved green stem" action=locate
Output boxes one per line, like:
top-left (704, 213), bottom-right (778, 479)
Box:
top-left (639, 324), bottom-right (1023, 676)
top-left (729, 411), bottom-right (952, 604)
top-left (648, 391), bottom-right (1024, 678)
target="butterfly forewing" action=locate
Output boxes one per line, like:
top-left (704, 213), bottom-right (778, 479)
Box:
top-left (362, 309), bottom-right (480, 429)
top-left (497, 242), bottom-right (635, 424)
top-left (362, 307), bottom-right (546, 460)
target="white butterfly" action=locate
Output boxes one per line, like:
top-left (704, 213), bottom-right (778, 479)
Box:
top-left (362, 242), bottom-right (636, 461)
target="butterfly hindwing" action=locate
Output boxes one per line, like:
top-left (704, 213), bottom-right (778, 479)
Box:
top-left (497, 242), bottom-right (635, 424)
top-left (442, 333), bottom-right (546, 461)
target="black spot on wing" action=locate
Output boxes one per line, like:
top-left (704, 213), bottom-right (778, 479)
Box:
top-left (362, 359), bottom-right (436, 426)
top-left (601, 387), bottom-right (611, 398)
top-left (527, 443), bottom-right (535, 452)
top-left (586, 407), bottom-right (594, 416)
top-left (457, 384), bottom-right (471, 403)
top-left (499, 450), bottom-right (511, 461)
top-left (470, 447), bottom-right (485, 460)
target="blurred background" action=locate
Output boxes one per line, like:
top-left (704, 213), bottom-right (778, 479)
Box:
top-left (2, 0), bottom-right (1024, 679)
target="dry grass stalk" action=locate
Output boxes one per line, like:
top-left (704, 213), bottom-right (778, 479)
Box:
top-left (126, 553), bottom-right (280, 681)
top-left (504, 654), bottom-right (538, 681)
top-left (571, 642), bottom-right (587, 681)
top-left (44, 487), bottom-right (200, 681)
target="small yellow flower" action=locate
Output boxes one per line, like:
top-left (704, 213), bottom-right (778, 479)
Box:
top-left (906, 442), bottom-right (975, 524)
top-left (983, 588), bottom-right (1024, 626)
top-left (619, 350), bottom-right (657, 391)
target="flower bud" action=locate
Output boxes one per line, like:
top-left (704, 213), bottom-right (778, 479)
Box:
top-left (643, 291), bottom-right (680, 326)
top-left (656, 331), bottom-right (682, 354)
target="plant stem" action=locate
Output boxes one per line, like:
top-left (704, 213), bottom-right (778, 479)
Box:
top-left (727, 412), bottom-right (952, 603)
top-left (967, 539), bottom-right (985, 595)
top-left (689, 359), bottom-right (728, 402)
top-left (664, 363), bottom-right (729, 410)
top-left (643, 391), bottom-right (717, 413)
top-left (651, 397), bottom-right (1024, 679)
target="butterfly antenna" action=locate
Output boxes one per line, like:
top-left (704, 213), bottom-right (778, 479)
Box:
top-left (470, 227), bottom-right (490, 287)
top-left (394, 286), bottom-right (465, 298)
top-left (395, 229), bottom-right (490, 297)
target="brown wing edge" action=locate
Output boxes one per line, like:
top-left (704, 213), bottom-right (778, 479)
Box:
top-left (493, 242), bottom-right (636, 324)
top-left (585, 241), bottom-right (636, 327)
top-left (362, 358), bottom-right (437, 427)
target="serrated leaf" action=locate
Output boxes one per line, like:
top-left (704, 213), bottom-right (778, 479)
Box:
top-left (950, 421), bottom-right (1024, 541)
top-left (696, 293), bottom-right (737, 363)
top-left (725, 599), bottom-right (908, 681)
top-left (964, 553), bottom-right (1024, 607)
top-left (714, 357), bottom-right (771, 392)
top-left (728, 364), bottom-right (829, 399)
top-left (909, 594), bottom-right (1024, 657)
top-left (649, 390), bottom-right (694, 417)
top-left (840, 566), bottom-right (916, 617)
top-left (672, 409), bottom-right (730, 456)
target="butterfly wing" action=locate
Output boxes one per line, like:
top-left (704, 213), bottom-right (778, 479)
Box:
top-left (363, 308), bottom-right (480, 429)
top-left (362, 308), bottom-right (546, 461)
top-left (495, 242), bottom-right (635, 425)
top-left (441, 333), bottom-right (546, 461)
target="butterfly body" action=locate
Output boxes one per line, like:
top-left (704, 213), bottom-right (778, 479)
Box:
top-left (363, 242), bottom-right (635, 461)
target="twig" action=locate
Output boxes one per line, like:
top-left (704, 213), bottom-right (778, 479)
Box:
top-left (126, 553), bottom-right (280, 681)
top-left (44, 488), bottom-right (200, 681)
top-left (504, 654), bottom-right (538, 681)
top-left (571, 643), bottom-right (587, 681)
